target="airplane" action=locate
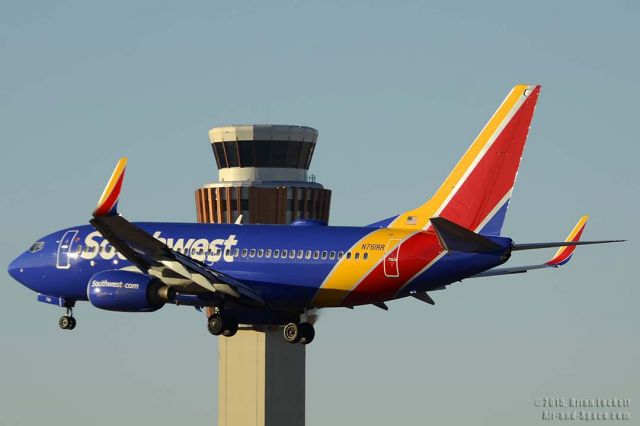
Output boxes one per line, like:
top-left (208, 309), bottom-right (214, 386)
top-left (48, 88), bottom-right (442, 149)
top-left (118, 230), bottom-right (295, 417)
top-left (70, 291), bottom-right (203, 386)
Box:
top-left (7, 85), bottom-right (623, 345)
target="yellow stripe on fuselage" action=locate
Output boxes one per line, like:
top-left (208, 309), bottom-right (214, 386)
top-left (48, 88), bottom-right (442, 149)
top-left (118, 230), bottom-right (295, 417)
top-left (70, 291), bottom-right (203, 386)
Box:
top-left (388, 85), bottom-right (528, 230)
top-left (312, 228), bottom-right (415, 307)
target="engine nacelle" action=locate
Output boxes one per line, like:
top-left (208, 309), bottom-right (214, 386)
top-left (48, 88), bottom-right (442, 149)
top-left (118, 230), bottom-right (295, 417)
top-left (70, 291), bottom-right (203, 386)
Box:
top-left (87, 270), bottom-right (165, 312)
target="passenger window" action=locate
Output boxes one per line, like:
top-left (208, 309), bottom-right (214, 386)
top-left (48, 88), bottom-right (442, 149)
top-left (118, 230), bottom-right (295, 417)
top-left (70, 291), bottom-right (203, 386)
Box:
top-left (234, 248), bottom-right (239, 257)
top-left (321, 251), bottom-right (328, 259)
top-left (265, 249), bottom-right (272, 258)
top-left (337, 251), bottom-right (344, 259)
top-left (249, 249), bottom-right (256, 257)
top-left (363, 253), bottom-right (369, 260)
top-left (257, 249), bottom-right (264, 258)
top-left (313, 251), bottom-right (320, 260)
top-left (274, 249), bottom-right (280, 258)
top-left (305, 250), bottom-right (311, 259)
top-left (297, 250), bottom-right (304, 259)
top-left (225, 248), bottom-right (230, 256)
top-left (354, 252), bottom-right (360, 260)
top-left (241, 249), bottom-right (248, 257)
top-left (329, 251), bottom-right (336, 260)
top-left (281, 249), bottom-right (288, 258)
top-left (290, 251), bottom-right (296, 259)
top-left (346, 252), bottom-right (352, 260)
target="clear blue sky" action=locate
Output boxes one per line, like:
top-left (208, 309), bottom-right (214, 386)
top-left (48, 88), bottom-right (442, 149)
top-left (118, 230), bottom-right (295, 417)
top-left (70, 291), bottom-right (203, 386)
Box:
top-left (1, 1), bottom-right (638, 425)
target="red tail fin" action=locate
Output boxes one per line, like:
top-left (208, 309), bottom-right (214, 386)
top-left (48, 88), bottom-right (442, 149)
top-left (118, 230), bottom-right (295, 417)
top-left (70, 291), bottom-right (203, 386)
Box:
top-left (388, 85), bottom-right (541, 235)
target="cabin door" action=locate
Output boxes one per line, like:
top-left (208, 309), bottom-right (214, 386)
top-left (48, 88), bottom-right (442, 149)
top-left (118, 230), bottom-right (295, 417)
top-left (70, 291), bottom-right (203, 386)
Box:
top-left (56, 230), bottom-right (78, 269)
top-left (384, 239), bottom-right (402, 278)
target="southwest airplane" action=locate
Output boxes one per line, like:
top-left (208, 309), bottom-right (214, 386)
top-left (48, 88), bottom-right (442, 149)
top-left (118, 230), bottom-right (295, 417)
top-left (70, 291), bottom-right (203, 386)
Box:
top-left (8, 85), bottom-right (622, 344)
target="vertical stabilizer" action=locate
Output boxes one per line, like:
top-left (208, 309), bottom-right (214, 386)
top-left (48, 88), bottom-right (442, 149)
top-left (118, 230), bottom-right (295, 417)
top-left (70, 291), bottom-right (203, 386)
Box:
top-left (387, 85), bottom-right (541, 235)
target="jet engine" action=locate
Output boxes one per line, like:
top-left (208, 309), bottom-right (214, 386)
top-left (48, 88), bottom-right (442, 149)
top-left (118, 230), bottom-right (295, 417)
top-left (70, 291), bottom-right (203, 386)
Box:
top-left (87, 270), bottom-right (166, 312)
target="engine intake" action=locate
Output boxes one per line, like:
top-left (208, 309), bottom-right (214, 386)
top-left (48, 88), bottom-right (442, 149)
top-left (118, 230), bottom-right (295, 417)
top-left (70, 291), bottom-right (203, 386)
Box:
top-left (87, 270), bottom-right (165, 312)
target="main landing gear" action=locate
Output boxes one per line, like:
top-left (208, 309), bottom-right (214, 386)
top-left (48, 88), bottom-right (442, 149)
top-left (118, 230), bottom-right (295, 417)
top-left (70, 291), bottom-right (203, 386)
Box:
top-left (59, 306), bottom-right (76, 330)
top-left (283, 322), bottom-right (315, 345)
top-left (205, 308), bottom-right (315, 345)
top-left (207, 313), bottom-right (238, 337)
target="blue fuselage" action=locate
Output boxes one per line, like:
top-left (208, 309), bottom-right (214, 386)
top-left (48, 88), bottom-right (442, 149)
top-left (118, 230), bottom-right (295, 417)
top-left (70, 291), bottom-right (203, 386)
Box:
top-left (9, 222), bottom-right (511, 312)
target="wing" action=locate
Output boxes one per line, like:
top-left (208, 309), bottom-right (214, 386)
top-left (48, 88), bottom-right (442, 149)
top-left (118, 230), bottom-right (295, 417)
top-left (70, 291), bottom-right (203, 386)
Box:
top-left (90, 159), bottom-right (265, 306)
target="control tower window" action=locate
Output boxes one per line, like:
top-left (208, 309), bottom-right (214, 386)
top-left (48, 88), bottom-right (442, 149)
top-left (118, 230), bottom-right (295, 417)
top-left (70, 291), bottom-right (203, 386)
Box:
top-left (238, 140), bottom-right (255, 167)
top-left (286, 141), bottom-right (302, 168)
top-left (224, 141), bottom-right (240, 167)
top-left (305, 144), bottom-right (315, 169)
top-left (298, 143), bottom-right (312, 169)
top-left (213, 139), bottom-right (316, 169)
top-left (271, 141), bottom-right (288, 168)
top-left (254, 141), bottom-right (270, 167)
top-left (213, 143), bottom-right (227, 168)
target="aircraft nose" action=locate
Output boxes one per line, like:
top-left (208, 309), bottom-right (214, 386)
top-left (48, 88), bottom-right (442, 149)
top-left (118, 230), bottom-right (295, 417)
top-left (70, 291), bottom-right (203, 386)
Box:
top-left (8, 254), bottom-right (25, 282)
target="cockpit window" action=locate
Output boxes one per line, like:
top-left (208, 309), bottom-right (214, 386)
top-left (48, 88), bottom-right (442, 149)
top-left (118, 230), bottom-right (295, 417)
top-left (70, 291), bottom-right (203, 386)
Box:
top-left (29, 241), bottom-right (45, 253)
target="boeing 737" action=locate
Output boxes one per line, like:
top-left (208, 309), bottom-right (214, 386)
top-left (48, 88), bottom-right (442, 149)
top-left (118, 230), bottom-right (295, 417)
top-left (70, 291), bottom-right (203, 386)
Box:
top-left (7, 85), bottom-right (623, 344)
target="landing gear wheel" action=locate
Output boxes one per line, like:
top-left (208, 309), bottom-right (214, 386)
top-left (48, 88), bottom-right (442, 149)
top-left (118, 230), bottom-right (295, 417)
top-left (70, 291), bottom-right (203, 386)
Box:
top-left (298, 322), bottom-right (315, 345)
top-left (59, 305), bottom-right (76, 331)
top-left (222, 320), bottom-right (238, 337)
top-left (283, 322), bottom-right (301, 343)
top-left (207, 315), bottom-right (224, 336)
top-left (59, 316), bottom-right (72, 330)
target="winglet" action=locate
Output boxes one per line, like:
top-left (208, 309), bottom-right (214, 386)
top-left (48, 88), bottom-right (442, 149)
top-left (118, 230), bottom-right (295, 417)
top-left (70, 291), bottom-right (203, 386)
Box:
top-left (546, 215), bottom-right (589, 266)
top-left (93, 158), bottom-right (128, 217)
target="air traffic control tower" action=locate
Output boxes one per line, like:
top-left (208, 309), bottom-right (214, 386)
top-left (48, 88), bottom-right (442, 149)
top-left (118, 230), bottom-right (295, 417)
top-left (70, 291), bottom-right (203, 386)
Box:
top-left (194, 125), bottom-right (332, 426)
top-left (195, 125), bottom-right (331, 225)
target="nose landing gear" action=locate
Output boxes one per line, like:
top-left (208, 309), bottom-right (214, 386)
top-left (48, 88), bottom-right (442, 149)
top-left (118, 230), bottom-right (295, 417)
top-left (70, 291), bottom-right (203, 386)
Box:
top-left (59, 306), bottom-right (76, 330)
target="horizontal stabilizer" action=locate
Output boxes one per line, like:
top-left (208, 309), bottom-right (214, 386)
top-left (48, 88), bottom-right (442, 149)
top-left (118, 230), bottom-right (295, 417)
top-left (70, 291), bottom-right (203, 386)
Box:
top-left (471, 215), bottom-right (624, 278)
top-left (472, 263), bottom-right (548, 278)
top-left (430, 217), bottom-right (502, 253)
top-left (512, 240), bottom-right (624, 251)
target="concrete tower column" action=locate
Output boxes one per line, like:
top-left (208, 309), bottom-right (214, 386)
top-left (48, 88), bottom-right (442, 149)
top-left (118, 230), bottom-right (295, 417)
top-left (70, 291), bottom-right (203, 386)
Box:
top-left (195, 125), bottom-right (332, 426)
top-left (218, 329), bottom-right (305, 426)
